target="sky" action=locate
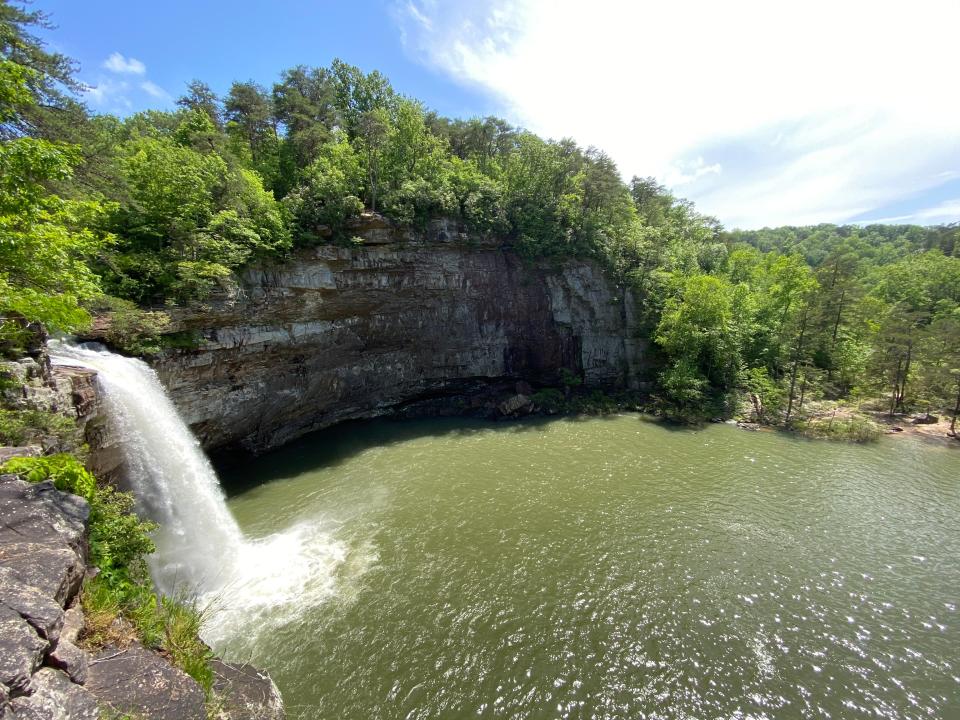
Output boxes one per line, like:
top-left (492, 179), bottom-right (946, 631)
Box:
top-left (33, 0), bottom-right (960, 230)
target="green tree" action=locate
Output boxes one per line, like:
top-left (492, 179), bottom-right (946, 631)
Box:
top-left (285, 136), bottom-right (364, 242)
top-left (176, 80), bottom-right (221, 128)
top-left (0, 36), bottom-right (110, 344)
top-left (357, 107), bottom-right (390, 212)
top-left (655, 274), bottom-right (742, 418)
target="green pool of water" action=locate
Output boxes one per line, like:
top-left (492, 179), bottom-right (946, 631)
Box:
top-left (213, 415), bottom-right (960, 719)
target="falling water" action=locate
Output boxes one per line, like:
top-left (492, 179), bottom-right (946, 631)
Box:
top-left (50, 341), bottom-right (348, 643)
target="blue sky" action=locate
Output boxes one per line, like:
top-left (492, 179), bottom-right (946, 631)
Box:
top-left (33, 0), bottom-right (960, 230)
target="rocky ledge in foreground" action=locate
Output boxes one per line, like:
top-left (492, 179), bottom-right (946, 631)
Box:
top-left (0, 468), bottom-right (283, 720)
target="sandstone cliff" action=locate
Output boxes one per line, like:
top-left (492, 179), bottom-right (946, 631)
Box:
top-left (154, 215), bottom-right (648, 454)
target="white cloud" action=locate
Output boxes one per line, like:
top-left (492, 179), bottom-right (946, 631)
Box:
top-left (103, 52), bottom-right (146, 75)
top-left (863, 198), bottom-right (960, 225)
top-left (663, 157), bottom-right (722, 188)
top-left (84, 78), bottom-right (132, 110)
top-left (140, 80), bottom-right (170, 100)
top-left (397, 0), bottom-right (960, 228)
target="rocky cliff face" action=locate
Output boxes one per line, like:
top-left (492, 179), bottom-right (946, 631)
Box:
top-left (154, 216), bottom-right (648, 454)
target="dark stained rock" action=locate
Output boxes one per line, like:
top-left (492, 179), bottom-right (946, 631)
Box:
top-left (0, 605), bottom-right (46, 695)
top-left (52, 366), bottom-right (99, 420)
top-left (8, 668), bottom-right (98, 720)
top-left (211, 660), bottom-right (284, 720)
top-left (86, 644), bottom-right (205, 720)
top-left (0, 567), bottom-right (64, 643)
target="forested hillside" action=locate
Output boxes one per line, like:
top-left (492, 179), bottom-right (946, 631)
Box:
top-left (1, 2), bottom-right (958, 431)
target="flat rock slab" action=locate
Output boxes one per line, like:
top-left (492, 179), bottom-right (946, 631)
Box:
top-left (86, 643), bottom-right (205, 720)
top-left (211, 660), bottom-right (284, 720)
top-left (0, 545), bottom-right (84, 608)
top-left (0, 448), bottom-right (41, 464)
top-left (0, 478), bottom-right (89, 558)
top-left (8, 668), bottom-right (99, 720)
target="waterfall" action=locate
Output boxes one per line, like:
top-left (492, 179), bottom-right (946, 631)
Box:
top-left (50, 341), bottom-right (348, 646)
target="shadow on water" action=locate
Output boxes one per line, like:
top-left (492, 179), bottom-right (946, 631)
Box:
top-left (213, 410), bottom-right (735, 497)
top-left (215, 414), bottom-right (576, 496)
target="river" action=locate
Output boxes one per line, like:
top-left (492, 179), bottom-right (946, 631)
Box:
top-left (206, 415), bottom-right (959, 720)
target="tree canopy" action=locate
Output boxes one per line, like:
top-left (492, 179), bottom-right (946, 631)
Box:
top-left (1, 0), bottom-right (957, 428)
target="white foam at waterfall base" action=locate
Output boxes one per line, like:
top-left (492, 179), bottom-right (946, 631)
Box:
top-left (50, 341), bottom-right (348, 644)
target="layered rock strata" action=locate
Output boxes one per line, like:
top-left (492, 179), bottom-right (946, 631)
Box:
top-left (154, 215), bottom-right (647, 454)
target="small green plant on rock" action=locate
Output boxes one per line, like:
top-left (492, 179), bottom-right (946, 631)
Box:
top-left (0, 408), bottom-right (80, 449)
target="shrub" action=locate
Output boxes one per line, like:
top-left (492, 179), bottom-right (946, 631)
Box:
top-left (0, 454), bottom-right (157, 584)
top-left (1, 453), bottom-right (96, 499)
top-left (0, 408), bottom-right (80, 449)
top-left (793, 415), bottom-right (882, 443)
top-left (532, 388), bottom-right (565, 413)
top-left (86, 296), bottom-right (171, 356)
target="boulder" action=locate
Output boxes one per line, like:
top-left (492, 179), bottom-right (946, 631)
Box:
top-left (8, 668), bottom-right (98, 720)
top-left (51, 366), bottom-right (98, 419)
top-left (498, 394), bottom-right (532, 416)
top-left (86, 643), bottom-right (206, 720)
top-left (211, 660), bottom-right (285, 720)
top-left (912, 413), bottom-right (939, 424)
top-left (47, 637), bottom-right (88, 685)
top-left (0, 605), bottom-right (46, 696)
top-left (60, 607), bottom-right (84, 646)
top-left (0, 566), bottom-right (64, 643)
top-left (0, 447), bottom-right (41, 464)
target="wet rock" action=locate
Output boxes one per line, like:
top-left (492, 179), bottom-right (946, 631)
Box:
top-left (8, 668), bottom-right (98, 720)
top-left (0, 605), bottom-right (46, 695)
top-left (51, 366), bottom-right (99, 420)
top-left (86, 643), bottom-right (206, 720)
top-left (211, 660), bottom-right (284, 720)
